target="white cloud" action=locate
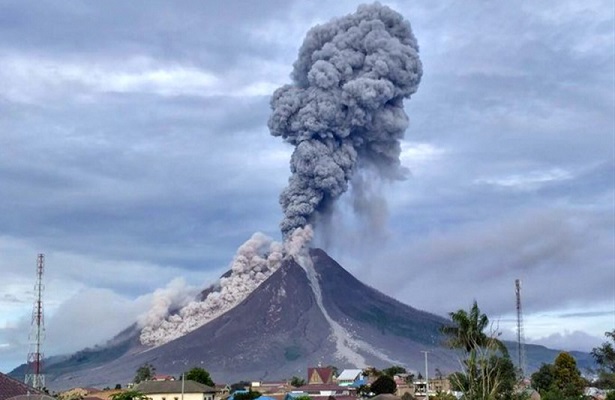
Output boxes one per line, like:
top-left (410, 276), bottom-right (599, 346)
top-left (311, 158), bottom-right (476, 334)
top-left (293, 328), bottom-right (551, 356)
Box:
top-left (475, 168), bottom-right (574, 190)
top-left (0, 54), bottom-right (287, 102)
top-left (530, 330), bottom-right (604, 352)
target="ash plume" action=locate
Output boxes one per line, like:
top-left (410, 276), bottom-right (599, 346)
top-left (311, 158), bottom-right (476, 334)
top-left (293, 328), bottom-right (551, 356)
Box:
top-left (269, 2), bottom-right (422, 238)
top-left (139, 229), bottom-right (312, 346)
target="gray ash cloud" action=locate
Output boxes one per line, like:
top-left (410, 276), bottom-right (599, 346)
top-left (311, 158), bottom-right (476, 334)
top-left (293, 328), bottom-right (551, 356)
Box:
top-left (268, 2), bottom-right (422, 237)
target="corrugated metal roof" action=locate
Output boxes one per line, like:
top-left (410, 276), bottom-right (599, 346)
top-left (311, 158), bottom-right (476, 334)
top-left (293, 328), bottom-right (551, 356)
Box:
top-left (336, 370), bottom-right (363, 381)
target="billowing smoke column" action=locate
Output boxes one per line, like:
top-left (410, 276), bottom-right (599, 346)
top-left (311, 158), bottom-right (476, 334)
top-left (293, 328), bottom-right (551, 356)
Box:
top-left (138, 3), bottom-right (422, 351)
top-left (269, 3), bottom-right (422, 238)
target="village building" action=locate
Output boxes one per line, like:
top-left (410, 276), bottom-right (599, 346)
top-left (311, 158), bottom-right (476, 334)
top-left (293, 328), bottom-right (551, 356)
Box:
top-left (134, 379), bottom-right (216, 400)
top-left (335, 370), bottom-right (367, 387)
top-left (0, 372), bottom-right (45, 400)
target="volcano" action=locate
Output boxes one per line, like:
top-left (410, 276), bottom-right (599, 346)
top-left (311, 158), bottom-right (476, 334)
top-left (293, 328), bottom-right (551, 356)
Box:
top-left (9, 248), bottom-right (595, 390)
top-left (13, 249), bottom-right (452, 389)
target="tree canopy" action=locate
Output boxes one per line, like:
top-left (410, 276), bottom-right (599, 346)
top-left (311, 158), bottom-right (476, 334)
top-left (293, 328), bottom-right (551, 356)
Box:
top-left (233, 390), bottom-right (262, 400)
top-left (531, 352), bottom-right (586, 399)
top-left (290, 376), bottom-right (306, 387)
top-left (110, 391), bottom-right (148, 400)
top-left (370, 375), bottom-right (397, 395)
top-left (382, 365), bottom-right (407, 377)
top-left (133, 363), bottom-right (155, 384)
top-left (184, 367), bottom-right (215, 386)
top-left (592, 330), bottom-right (615, 374)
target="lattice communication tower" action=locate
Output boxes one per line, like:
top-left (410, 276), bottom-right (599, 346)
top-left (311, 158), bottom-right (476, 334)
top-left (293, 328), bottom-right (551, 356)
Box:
top-left (25, 253), bottom-right (46, 390)
top-left (515, 278), bottom-right (527, 378)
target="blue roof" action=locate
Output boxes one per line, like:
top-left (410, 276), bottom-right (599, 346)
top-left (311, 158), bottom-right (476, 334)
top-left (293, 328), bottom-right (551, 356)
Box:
top-left (228, 390), bottom-right (250, 400)
top-left (350, 378), bottom-right (367, 387)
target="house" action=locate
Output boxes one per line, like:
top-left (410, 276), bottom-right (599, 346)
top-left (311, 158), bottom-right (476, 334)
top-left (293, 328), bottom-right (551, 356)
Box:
top-left (214, 384), bottom-right (231, 398)
top-left (585, 387), bottom-right (607, 400)
top-left (336, 370), bottom-right (366, 387)
top-left (153, 375), bottom-right (176, 381)
top-left (294, 383), bottom-right (352, 397)
top-left (251, 381), bottom-right (290, 397)
top-left (370, 394), bottom-right (401, 400)
top-left (5, 396), bottom-right (55, 400)
top-left (284, 392), bottom-right (355, 400)
top-left (134, 379), bottom-right (216, 400)
top-left (410, 377), bottom-right (451, 398)
top-left (307, 367), bottom-right (335, 385)
top-left (58, 387), bottom-right (102, 399)
top-left (0, 372), bottom-right (45, 400)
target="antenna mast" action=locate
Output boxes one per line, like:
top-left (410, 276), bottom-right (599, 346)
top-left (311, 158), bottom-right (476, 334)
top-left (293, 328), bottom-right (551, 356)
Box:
top-left (515, 279), bottom-right (526, 378)
top-left (25, 254), bottom-right (46, 390)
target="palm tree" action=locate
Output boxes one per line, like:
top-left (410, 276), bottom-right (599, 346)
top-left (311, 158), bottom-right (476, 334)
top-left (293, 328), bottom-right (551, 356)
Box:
top-left (441, 300), bottom-right (508, 357)
top-left (441, 301), bottom-right (513, 400)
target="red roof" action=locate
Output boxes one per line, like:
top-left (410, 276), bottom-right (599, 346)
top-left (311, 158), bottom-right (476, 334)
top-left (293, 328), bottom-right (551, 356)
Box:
top-left (307, 368), bottom-right (335, 384)
top-left (0, 372), bottom-right (43, 400)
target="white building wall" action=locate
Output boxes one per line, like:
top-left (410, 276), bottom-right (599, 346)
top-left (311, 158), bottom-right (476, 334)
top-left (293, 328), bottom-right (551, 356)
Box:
top-left (147, 393), bottom-right (209, 400)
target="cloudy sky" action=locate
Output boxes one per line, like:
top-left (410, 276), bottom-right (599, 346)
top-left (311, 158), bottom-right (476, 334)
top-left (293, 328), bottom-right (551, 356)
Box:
top-left (0, 0), bottom-right (613, 373)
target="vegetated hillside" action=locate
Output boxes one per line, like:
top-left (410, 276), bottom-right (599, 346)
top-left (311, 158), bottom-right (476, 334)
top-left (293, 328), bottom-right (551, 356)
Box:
top-left (9, 248), bottom-right (596, 390)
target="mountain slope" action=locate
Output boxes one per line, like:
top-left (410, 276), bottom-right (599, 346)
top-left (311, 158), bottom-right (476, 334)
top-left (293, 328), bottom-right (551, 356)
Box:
top-left (9, 249), bottom-right (596, 390)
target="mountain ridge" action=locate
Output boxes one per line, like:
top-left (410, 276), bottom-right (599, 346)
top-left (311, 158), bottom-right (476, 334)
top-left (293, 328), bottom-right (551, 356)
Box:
top-left (9, 248), bottom-right (596, 390)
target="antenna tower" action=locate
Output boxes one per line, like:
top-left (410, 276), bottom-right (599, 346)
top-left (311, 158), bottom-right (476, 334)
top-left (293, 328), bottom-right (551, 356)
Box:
top-left (25, 254), bottom-right (46, 390)
top-left (515, 279), bottom-right (526, 378)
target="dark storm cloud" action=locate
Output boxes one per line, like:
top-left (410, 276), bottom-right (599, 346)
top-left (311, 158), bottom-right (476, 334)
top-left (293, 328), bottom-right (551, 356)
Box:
top-left (0, 93), bottom-right (283, 269)
top-left (0, 0), bottom-right (291, 68)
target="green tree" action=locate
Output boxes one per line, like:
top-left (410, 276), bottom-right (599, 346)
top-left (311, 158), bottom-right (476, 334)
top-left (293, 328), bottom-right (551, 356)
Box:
top-left (531, 353), bottom-right (586, 399)
top-left (592, 330), bottom-right (615, 389)
top-left (531, 363), bottom-right (554, 393)
top-left (290, 376), bottom-right (306, 387)
top-left (234, 390), bottom-right (262, 400)
top-left (184, 367), bottom-right (215, 386)
top-left (383, 365), bottom-right (407, 377)
top-left (363, 366), bottom-right (382, 378)
top-left (433, 392), bottom-right (457, 400)
top-left (552, 352), bottom-right (586, 398)
top-left (110, 391), bottom-right (149, 400)
top-left (370, 375), bottom-right (397, 395)
top-left (592, 330), bottom-right (615, 373)
top-left (133, 363), bottom-right (155, 383)
top-left (114, 384), bottom-right (122, 390)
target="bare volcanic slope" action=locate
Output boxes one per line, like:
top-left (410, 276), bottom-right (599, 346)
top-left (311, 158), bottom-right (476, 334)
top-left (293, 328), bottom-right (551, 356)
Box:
top-left (24, 249), bottom-right (454, 390)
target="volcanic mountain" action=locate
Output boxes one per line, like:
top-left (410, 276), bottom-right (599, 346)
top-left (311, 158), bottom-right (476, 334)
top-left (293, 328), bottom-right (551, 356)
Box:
top-left (10, 249), bottom-right (594, 390)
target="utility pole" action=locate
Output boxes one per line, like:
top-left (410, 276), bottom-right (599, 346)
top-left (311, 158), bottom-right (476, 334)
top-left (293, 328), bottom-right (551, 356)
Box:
top-left (421, 350), bottom-right (429, 398)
